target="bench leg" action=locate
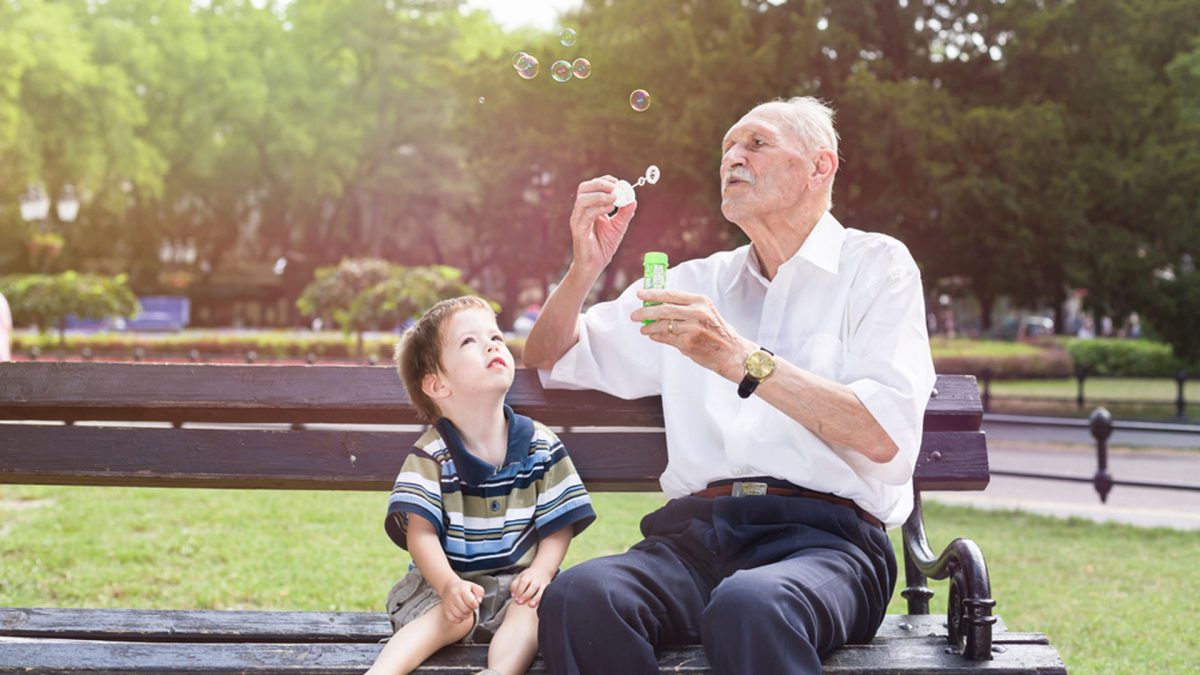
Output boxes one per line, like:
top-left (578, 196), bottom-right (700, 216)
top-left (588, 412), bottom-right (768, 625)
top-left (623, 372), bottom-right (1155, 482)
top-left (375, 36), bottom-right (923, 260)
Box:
top-left (901, 492), bottom-right (997, 661)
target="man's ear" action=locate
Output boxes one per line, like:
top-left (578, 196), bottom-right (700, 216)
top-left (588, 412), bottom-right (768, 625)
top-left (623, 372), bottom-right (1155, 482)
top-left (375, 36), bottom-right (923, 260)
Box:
top-left (809, 148), bottom-right (838, 191)
top-left (422, 371), bottom-right (450, 400)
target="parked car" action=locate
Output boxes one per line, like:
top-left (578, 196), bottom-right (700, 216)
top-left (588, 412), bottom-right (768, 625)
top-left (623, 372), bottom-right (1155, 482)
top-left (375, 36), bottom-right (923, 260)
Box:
top-left (996, 315), bottom-right (1055, 341)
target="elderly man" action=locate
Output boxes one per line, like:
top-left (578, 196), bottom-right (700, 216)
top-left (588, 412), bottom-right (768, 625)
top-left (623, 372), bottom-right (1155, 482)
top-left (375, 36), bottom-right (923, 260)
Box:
top-left (523, 97), bottom-right (935, 674)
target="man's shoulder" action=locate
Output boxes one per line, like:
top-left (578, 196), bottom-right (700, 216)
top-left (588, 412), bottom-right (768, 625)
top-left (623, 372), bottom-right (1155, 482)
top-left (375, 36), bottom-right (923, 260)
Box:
top-left (842, 228), bottom-right (919, 276)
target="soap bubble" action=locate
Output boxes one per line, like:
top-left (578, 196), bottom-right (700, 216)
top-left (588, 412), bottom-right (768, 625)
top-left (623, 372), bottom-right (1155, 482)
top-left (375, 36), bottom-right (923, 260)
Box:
top-left (645, 165), bottom-right (660, 184)
top-left (571, 58), bottom-right (591, 79)
top-left (560, 28), bottom-right (577, 46)
top-left (551, 59), bottom-right (573, 82)
top-left (512, 51), bottom-right (529, 68)
top-left (478, 97), bottom-right (485, 104)
top-left (516, 55), bottom-right (540, 80)
top-left (630, 89), bottom-right (651, 112)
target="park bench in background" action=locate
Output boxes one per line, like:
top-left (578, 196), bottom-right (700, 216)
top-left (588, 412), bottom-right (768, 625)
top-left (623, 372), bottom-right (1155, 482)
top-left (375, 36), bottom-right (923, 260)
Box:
top-left (0, 362), bottom-right (1065, 673)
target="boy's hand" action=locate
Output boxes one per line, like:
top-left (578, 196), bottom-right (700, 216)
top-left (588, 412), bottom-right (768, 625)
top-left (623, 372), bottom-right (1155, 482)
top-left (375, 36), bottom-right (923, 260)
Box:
top-left (510, 567), bottom-right (554, 608)
top-left (439, 578), bottom-right (484, 624)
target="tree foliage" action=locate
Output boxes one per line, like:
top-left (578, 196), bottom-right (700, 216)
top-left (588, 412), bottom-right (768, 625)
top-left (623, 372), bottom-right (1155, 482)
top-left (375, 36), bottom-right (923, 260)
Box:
top-left (0, 272), bottom-right (139, 342)
top-left (0, 0), bottom-right (1196, 346)
top-left (297, 258), bottom-right (486, 353)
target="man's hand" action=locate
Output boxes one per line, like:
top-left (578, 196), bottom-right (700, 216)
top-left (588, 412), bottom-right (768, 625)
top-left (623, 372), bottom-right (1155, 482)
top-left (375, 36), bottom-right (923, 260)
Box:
top-left (570, 176), bottom-right (637, 278)
top-left (438, 578), bottom-right (484, 624)
top-left (510, 566), bottom-right (554, 609)
top-left (631, 289), bottom-right (757, 381)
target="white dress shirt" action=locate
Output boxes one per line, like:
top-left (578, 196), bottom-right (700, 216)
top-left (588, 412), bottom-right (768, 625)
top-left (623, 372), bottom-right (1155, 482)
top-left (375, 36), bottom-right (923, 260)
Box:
top-left (539, 212), bottom-right (936, 527)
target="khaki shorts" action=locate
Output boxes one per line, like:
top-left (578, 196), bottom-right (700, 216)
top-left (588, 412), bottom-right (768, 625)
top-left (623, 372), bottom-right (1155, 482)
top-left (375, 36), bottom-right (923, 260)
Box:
top-left (385, 567), bottom-right (517, 644)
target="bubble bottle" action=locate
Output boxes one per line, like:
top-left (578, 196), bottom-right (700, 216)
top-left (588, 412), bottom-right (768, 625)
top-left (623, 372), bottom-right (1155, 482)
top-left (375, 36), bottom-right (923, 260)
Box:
top-left (642, 252), bottom-right (668, 324)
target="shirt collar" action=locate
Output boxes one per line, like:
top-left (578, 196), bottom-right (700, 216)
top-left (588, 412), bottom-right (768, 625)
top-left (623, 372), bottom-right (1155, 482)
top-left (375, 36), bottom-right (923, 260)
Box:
top-left (434, 404), bottom-right (534, 485)
top-left (722, 211), bottom-right (845, 293)
top-left (791, 210), bottom-right (845, 275)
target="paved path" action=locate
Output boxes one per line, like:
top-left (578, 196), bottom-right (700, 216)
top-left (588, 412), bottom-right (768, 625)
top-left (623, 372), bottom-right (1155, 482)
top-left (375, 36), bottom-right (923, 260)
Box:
top-left (925, 419), bottom-right (1200, 530)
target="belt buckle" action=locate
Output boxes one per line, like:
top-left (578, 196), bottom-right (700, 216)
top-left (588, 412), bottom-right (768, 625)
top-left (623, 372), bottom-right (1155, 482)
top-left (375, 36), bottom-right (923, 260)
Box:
top-left (731, 481), bottom-right (768, 497)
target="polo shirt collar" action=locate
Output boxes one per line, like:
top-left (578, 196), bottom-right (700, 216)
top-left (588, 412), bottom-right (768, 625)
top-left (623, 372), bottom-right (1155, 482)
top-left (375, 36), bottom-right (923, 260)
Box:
top-left (434, 404), bottom-right (534, 485)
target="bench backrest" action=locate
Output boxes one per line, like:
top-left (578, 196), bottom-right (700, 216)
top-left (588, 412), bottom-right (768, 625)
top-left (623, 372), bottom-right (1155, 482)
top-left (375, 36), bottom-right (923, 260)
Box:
top-left (0, 363), bottom-right (987, 493)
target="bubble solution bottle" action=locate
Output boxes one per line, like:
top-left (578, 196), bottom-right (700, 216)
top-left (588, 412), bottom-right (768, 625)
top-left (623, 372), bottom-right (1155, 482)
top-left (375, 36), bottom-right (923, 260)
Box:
top-left (642, 252), bottom-right (668, 325)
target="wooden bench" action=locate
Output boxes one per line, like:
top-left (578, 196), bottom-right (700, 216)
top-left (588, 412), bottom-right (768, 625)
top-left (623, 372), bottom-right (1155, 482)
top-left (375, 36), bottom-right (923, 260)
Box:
top-left (0, 362), bottom-right (1065, 673)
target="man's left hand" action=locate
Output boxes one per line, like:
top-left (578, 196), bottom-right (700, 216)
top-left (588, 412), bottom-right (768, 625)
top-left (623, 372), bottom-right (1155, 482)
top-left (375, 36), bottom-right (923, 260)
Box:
top-left (633, 289), bottom-right (755, 381)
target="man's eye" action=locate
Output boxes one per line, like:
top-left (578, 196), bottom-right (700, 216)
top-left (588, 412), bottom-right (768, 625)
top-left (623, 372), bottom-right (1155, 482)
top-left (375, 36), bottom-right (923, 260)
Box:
top-left (753, 138), bottom-right (765, 147)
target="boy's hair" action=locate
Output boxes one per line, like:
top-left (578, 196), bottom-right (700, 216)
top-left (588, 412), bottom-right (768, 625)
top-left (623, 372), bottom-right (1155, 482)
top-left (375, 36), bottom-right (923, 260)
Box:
top-left (395, 295), bottom-right (495, 422)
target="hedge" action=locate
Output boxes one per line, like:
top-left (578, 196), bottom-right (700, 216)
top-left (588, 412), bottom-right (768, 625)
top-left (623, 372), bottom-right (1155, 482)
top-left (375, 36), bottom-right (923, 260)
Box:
top-left (1065, 338), bottom-right (1185, 377)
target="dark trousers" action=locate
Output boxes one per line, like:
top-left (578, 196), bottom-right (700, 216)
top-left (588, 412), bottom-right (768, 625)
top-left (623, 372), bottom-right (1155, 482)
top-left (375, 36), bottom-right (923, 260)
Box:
top-left (538, 493), bottom-right (895, 675)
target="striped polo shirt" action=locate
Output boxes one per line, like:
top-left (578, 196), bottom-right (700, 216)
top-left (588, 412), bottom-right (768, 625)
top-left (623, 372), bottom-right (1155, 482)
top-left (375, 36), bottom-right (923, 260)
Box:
top-left (385, 405), bottom-right (596, 577)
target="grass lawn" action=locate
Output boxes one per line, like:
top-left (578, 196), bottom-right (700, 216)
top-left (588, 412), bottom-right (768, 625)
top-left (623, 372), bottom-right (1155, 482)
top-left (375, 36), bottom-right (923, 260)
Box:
top-left (2, 486), bottom-right (1196, 673)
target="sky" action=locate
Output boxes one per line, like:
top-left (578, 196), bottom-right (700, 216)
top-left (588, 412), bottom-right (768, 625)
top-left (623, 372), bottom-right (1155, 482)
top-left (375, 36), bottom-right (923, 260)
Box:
top-left (464, 0), bottom-right (583, 31)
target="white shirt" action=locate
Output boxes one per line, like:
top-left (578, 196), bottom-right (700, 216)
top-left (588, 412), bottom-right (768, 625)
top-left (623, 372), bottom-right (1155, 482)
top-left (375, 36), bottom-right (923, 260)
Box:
top-left (539, 212), bottom-right (936, 527)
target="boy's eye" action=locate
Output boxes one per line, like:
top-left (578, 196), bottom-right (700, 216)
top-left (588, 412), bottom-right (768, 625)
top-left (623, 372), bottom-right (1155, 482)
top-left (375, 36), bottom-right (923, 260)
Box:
top-left (491, 335), bottom-right (504, 342)
top-left (461, 337), bottom-right (475, 346)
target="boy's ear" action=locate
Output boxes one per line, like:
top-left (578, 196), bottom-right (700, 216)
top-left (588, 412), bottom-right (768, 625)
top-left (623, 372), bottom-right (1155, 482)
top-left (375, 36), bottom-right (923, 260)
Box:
top-left (421, 371), bottom-right (450, 400)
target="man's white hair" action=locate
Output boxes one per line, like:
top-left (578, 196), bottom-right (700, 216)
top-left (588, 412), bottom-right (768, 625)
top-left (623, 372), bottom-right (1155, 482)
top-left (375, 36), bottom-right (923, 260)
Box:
top-left (750, 96), bottom-right (839, 210)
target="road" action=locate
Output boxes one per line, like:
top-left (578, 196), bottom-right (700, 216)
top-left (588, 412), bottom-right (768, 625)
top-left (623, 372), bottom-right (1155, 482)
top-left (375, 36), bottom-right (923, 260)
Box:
top-left (923, 417), bottom-right (1200, 530)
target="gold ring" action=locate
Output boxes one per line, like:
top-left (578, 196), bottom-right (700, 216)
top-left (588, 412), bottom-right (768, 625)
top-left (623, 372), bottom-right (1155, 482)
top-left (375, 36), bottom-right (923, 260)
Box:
top-left (668, 319), bottom-right (676, 335)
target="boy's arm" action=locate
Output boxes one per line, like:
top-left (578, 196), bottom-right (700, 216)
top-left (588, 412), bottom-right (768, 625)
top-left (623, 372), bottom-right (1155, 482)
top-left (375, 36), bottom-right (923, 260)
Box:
top-left (510, 527), bottom-right (573, 607)
top-left (407, 517), bottom-right (482, 622)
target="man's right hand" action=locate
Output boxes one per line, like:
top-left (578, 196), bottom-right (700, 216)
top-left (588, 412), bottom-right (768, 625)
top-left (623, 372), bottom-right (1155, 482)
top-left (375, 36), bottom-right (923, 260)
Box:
top-left (570, 176), bottom-right (637, 278)
top-left (439, 578), bottom-right (484, 624)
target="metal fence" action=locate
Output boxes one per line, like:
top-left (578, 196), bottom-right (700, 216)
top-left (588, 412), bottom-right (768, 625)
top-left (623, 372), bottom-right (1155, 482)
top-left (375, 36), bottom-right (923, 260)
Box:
top-left (989, 407), bottom-right (1200, 501)
top-left (980, 368), bottom-right (1192, 419)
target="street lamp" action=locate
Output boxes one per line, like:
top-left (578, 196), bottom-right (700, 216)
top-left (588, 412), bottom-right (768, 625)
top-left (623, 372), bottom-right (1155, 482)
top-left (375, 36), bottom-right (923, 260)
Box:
top-left (19, 183), bottom-right (80, 227)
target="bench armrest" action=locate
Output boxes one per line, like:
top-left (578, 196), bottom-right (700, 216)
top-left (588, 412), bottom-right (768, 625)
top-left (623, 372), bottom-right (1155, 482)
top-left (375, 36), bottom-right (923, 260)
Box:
top-left (900, 493), bottom-right (996, 661)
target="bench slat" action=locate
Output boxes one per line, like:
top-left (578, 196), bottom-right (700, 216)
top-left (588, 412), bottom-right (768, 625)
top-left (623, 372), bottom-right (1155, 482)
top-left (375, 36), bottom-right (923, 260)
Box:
top-left (0, 634), bottom-right (1065, 673)
top-left (0, 609), bottom-right (1003, 643)
top-left (0, 425), bottom-right (987, 492)
top-left (0, 364), bottom-right (981, 431)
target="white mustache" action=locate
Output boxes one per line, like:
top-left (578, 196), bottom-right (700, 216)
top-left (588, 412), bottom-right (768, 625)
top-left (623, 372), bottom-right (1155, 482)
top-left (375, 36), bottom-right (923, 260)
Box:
top-left (723, 166), bottom-right (756, 192)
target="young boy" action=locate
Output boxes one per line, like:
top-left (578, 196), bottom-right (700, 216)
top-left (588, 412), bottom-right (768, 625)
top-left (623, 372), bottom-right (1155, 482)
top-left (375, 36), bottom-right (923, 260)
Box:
top-left (367, 296), bottom-right (595, 675)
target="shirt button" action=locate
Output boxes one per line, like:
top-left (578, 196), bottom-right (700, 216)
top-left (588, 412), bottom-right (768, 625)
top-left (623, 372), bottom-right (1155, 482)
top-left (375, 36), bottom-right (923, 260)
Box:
top-left (490, 500), bottom-right (501, 512)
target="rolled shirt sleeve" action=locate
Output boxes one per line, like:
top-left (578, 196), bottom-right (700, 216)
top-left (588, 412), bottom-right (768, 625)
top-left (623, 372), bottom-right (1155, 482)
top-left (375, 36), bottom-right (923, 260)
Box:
top-left (843, 247), bottom-right (937, 485)
top-left (539, 280), bottom-right (664, 399)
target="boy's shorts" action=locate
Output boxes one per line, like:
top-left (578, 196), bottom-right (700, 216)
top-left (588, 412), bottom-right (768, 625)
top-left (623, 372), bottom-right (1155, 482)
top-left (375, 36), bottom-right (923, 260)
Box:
top-left (385, 567), bottom-right (518, 644)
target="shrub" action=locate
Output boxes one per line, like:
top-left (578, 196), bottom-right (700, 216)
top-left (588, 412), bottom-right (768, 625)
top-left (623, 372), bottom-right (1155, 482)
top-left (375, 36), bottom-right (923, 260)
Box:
top-left (1065, 338), bottom-right (1183, 377)
top-left (934, 349), bottom-right (1074, 380)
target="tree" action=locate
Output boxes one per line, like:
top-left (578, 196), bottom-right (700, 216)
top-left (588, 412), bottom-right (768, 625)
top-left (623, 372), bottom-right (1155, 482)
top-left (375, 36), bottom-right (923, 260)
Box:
top-left (297, 258), bottom-right (486, 355)
top-left (1142, 268), bottom-right (1200, 370)
top-left (0, 272), bottom-right (139, 344)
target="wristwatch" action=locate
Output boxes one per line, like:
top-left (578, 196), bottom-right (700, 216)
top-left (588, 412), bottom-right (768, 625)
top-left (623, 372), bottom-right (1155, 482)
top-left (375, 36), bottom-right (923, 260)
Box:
top-left (737, 347), bottom-right (776, 399)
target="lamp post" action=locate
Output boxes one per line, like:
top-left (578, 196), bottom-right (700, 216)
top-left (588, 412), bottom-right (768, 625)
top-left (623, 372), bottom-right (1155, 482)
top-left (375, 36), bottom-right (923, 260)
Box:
top-left (19, 183), bottom-right (79, 272)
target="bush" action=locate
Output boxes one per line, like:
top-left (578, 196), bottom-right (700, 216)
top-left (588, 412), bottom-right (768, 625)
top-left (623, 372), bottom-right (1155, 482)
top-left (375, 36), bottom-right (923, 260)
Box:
top-left (934, 350), bottom-right (1074, 380)
top-left (1065, 338), bottom-right (1183, 377)
top-left (0, 272), bottom-right (139, 344)
top-left (9, 330), bottom-right (526, 365)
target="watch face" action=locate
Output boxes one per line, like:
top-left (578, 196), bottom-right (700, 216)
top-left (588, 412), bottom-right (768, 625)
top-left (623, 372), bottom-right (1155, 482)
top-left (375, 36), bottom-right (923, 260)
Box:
top-left (745, 350), bottom-right (775, 379)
